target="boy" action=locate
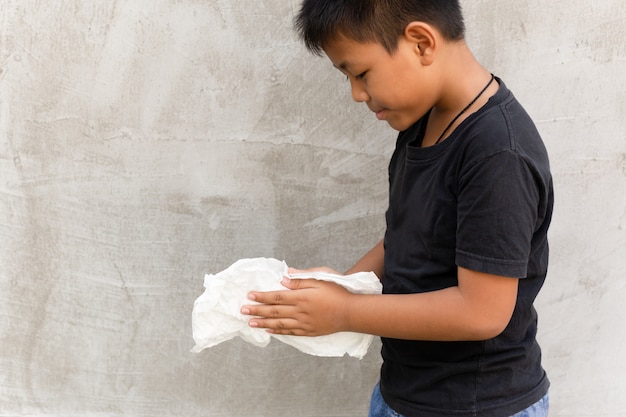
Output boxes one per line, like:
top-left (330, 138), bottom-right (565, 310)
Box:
top-left (242, 1), bottom-right (553, 416)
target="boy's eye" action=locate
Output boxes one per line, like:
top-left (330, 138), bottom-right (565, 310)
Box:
top-left (344, 72), bottom-right (367, 81)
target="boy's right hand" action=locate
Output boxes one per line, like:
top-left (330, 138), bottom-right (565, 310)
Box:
top-left (241, 272), bottom-right (354, 337)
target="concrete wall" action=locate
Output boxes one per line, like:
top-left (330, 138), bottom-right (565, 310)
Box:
top-left (0, 1), bottom-right (624, 416)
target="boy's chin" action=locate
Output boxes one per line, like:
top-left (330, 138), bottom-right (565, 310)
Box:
top-left (386, 118), bottom-right (416, 132)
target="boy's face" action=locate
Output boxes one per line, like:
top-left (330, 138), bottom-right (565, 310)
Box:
top-left (323, 35), bottom-right (435, 131)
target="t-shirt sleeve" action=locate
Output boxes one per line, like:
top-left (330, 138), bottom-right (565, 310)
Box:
top-left (455, 150), bottom-right (541, 278)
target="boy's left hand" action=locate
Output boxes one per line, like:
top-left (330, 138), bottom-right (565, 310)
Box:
top-left (241, 274), bottom-right (353, 337)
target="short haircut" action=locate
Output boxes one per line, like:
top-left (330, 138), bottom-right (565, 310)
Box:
top-left (295, 0), bottom-right (465, 56)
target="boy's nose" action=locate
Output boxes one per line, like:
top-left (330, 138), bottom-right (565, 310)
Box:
top-left (350, 80), bottom-right (370, 103)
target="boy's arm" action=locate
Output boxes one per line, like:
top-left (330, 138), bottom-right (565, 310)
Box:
top-left (344, 238), bottom-right (384, 278)
top-left (344, 267), bottom-right (518, 340)
top-left (242, 266), bottom-right (518, 341)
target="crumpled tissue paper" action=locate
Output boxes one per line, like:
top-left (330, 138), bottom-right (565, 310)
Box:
top-left (191, 257), bottom-right (382, 359)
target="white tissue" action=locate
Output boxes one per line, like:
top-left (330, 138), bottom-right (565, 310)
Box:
top-left (191, 257), bottom-right (382, 359)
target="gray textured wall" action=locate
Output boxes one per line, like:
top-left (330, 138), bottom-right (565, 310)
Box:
top-left (1, 1), bottom-right (624, 416)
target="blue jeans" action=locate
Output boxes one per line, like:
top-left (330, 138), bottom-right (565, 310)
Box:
top-left (368, 382), bottom-right (549, 417)
top-left (510, 393), bottom-right (549, 417)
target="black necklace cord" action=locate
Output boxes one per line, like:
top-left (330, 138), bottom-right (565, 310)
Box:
top-left (435, 74), bottom-right (496, 145)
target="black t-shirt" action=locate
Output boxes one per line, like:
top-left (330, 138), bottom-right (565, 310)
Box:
top-left (380, 79), bottom-right (552, 417)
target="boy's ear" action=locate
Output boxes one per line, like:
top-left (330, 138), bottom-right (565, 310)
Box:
top-left (403, 22), bottom-right (437, 65)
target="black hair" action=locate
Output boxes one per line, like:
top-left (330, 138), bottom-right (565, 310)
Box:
top-left (294, 0), bottom-right (465, 56)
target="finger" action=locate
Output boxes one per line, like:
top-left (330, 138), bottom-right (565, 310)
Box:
top-left (247, 288), bottom-right (294, 305)
top-left (280, 276), bottom-right (321, 290)
top-left (287, 267), bottom-right (308, 274)
top-left (288, 266), bottom-right (338, 275)
top-left (241, 303), bottom-right (294, 319)
top-left (248, 318), bottom-right (307, 336)
top-left (281, 276), bottom-right (299, 290)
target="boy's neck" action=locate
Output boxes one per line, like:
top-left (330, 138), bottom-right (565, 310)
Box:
top-left (421, 42), bottom-right (497, 147)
